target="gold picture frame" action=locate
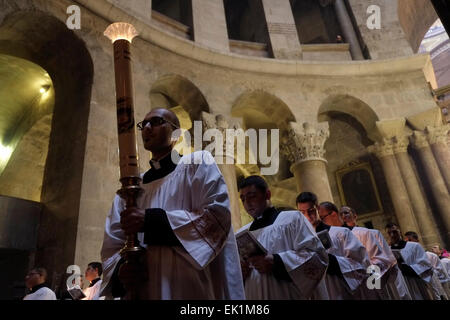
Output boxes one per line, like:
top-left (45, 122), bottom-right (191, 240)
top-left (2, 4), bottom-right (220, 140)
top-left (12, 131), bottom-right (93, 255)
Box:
top-left (336, 162), bottom-right (383, 217)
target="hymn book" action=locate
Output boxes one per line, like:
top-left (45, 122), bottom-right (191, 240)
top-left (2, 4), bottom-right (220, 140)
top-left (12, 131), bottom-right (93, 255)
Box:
top-left (235, 229), bottom-right (267, 260)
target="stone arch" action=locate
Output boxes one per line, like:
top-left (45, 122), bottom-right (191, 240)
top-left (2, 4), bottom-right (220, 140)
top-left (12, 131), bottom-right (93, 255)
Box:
top-left (0, 10), bottom-right (94, 282)
top-left (231, 90), bottom-right (295, 183)
top-left (398, 0), bottom-right (439, 53)
top-left (150, 74), bottom-right (210, 124)
top-left (231, 90), bottom-right (295, 132)
top-left (318, 94), bottom-right (380, 142)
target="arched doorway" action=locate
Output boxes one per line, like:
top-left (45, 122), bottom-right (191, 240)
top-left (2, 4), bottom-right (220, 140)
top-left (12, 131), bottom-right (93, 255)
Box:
top-left (318, 95), bottom-right (394, 235)
top-left (0, 10), bottom-right (93, 297)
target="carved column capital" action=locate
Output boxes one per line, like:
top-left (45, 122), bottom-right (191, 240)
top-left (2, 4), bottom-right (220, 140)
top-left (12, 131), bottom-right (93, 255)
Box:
top-left (201, 112), bottom-right (241, 159)
top-left (425, 124), bottom-right (450, 145)
top-left (392, 135), bottom-right (411, 154)
top-left (410, 131), bottom-right (430, 150)
top-left (281, 122), bottom-right (329, 164)
top-left (368, 138), bottom-right (395, 158)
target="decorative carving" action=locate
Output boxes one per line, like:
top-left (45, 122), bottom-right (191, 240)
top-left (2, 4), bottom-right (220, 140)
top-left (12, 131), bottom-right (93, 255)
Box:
top-left (201, 112), bottom-right (241, 159)
top-left (410, 131), bottom-right (429, 150)
top-left (281, 122), bottom-right (330, 164)
top-left (425, 125), bottom-right (450, 145)
top-left (392, 135), bottom-right (411, 154)
top-left (367, 138), bottom-right (394, 158)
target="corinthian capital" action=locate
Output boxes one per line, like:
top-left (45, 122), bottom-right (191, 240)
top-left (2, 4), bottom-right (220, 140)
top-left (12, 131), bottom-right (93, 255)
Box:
top-left (425, 124), bottom-right (450, 145)
top-left (200, 112), bottom-right (242, 159)
top-left (368, 138), bottom-right (395, 158)
top-left (281, 122), bottom-right (329, 164)
top-left (392, 134), bottom-right (411, 154)
top-left (410, 131), bottom-right (429, 150)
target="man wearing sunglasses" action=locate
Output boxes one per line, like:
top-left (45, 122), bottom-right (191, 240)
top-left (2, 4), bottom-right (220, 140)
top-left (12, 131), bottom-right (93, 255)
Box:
top-left (297, 193), bottom-right (371, 300)
top-left (101, 108), bottom-right (244, 300)
top-left (23, 268), bottom-right (56, 300)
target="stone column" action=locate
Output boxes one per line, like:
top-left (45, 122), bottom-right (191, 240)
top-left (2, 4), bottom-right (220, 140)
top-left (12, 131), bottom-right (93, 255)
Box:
top-left (261, 0), bottom-right (302, 60)
top-left (368, 139), bottom-right (420, 234)
top-left (202, 112), bottom-right (242, 230)
top-left (425, 125), bottom-right (450, 192)
top-left (282, 122), bottom-right (333, 202)
top-left (392, 135), bottom-right (441, 247)
top-left (332, 0), bottom-right (364, 60)
top-left (411, 131), bottom-right (450, 243)
top-left (191, 0), bottom-right (230, 52)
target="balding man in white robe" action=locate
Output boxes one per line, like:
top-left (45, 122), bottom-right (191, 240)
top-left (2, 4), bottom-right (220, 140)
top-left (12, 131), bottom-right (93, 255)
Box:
top-left (340, 207), bottom-right (411, 300)
top-left (296, 196), bottom-right (370, 300)
top-left (237, 176), bottom-right (328, 300)
top-left (100, 109), bottom-right (244, 300)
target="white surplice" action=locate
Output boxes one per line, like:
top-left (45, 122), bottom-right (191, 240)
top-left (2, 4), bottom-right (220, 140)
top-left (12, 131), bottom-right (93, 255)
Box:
top-left (23, 287), bottom-right (56, 300)
top-left (351, 227), bottom-right (411, 300)
top-left (82, 279), bottom-right (102, 300)
top-left (397, 242), bottom-right (435, 300)
top-left (324, 226), bottom-right (371, 299)
top-left (426, 251), bottom-right (450, 299)
top-left (100, 151), bottom-right (245, 300)
top-left (237, 211), bottom-right (328, 300)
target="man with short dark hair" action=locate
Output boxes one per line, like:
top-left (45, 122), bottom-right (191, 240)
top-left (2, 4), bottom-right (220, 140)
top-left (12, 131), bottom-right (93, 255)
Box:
top-left (404, 231), bottom-right (419, 243)
top-left (83, 262), bottom-right (103, 300)
top-left (386, 222), bottom-right (436, 299)
top-left (298, 194), bottom-right (370, 300)
top-left (237, 176), bottom-right (328, 300)
top-left (23, 267), bottom-right (56, 300)
top-left (101, 108), bottom-right (244, 300)
top-left (340, 208), bottom-right (411, 300)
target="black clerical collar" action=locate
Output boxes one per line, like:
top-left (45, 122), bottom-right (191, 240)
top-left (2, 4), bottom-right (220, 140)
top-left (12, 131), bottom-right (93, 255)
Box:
top-left (89, 278), bottom-right (101, 288)
top-left (391, 240), bottom-right (407, 249)
top-left (249, 207), bottom-right (280, 231)
top-left (342, 223), bottom-right (355, 230)
top-left (143, 151), bottom-right (179, 184)
top-left (316, 221), bottom-right (331, 232)
top-left (29, 283), bottom-right (47, 294)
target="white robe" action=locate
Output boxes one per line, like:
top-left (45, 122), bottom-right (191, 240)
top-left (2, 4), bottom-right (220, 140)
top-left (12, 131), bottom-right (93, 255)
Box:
top-left (324, 226), bottom-right (371, 299)
top-left (82, 279), bottom-right (102, 300)
top-left (351, 227), bottom-right (411, 300)
top-left (100, 151), bottom-right (245, 300)
top-left (23, 287), bottom-right (56, 300)
top-left (237, 211), bottom-right (328, 300)
top-left (426, 251), bottom-right (450, 299)
top-left (441, 258), bottom-right (450, 277)
top-left (397, 242), bottom-right (435, 300)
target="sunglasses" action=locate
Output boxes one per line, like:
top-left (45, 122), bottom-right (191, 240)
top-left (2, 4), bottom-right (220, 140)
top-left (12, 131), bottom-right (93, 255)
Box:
top-left (136, 116), bottom-right (179, 130)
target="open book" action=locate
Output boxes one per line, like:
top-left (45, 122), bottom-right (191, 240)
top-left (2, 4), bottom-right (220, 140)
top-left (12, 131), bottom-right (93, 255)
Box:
top-left (67, 285), bottom-right (86, 300)
top-left (317, 229), bottom-right (332, 250)
top-left (235, 229), bottom-right (267, 260)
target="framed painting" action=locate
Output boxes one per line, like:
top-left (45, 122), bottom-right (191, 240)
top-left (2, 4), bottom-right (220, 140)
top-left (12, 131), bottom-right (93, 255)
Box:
top-left (336, 162), bottom-right (383, 216)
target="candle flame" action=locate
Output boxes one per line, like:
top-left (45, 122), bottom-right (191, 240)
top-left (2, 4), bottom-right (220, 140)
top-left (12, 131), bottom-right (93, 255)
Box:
top-left (104, 22), bottom-right (139, 43)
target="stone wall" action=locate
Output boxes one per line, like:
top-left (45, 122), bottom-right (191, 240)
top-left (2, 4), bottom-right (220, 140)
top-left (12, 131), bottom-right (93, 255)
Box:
top-left (0, 0), bottom-right (447, 287)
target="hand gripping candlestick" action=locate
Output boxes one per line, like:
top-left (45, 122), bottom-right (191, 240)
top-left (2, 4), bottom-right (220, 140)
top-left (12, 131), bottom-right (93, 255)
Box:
top-left (104, 22), bottom-right (144, 299)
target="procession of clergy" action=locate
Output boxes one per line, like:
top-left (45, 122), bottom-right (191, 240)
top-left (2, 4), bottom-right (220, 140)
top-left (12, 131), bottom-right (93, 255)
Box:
top-left (24, 109), bottom-right (450, 300)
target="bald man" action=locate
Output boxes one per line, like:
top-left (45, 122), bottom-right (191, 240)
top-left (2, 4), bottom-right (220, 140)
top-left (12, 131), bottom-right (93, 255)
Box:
top-left (101, 108), bottom-right (244, 300)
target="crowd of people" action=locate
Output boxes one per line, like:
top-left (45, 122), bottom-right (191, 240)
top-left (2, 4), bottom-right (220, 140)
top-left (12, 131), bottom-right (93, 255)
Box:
top-left (22, 109), bottom-right (450, 300)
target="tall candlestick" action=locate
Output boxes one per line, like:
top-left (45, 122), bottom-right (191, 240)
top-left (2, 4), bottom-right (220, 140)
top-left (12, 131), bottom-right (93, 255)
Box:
top-left (104, 22), bottom-right (144, 300)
